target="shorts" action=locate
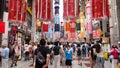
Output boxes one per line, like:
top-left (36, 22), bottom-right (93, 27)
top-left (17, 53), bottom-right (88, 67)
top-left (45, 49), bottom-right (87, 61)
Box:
top-left (65, 60), bottom-right (72, 66)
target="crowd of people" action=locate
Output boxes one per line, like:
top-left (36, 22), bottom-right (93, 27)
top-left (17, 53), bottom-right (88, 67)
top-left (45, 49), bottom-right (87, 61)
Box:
top-left (0, 38), bottom-right (120, 68)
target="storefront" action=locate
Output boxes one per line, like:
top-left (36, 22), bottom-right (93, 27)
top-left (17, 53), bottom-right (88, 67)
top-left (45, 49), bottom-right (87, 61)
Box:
top-left (0, 0), bottom-right (4, 46)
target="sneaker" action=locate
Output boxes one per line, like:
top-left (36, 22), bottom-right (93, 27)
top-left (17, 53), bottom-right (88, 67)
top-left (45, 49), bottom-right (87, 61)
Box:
top-left (11, 64), bottom-right (13, 67)
top-left (15, 63), bottom-right (17, 66)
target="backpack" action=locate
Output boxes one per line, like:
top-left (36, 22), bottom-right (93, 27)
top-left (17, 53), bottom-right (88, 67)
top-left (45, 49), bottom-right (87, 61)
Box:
top-left (77, 48), bottom-right (81, 56)
top-left (82, 45), bottom-right (86, 53)
top-left (36, 49), bottom-right (45, 64)
top-left (111, 49), bottom-right (119, 59)
top-left (88, 46), bottom-right (91, 52)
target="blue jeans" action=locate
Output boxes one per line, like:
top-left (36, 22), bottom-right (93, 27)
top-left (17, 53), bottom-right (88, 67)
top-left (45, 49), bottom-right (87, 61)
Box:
top-left (96, 57), bottom-right (105, 68)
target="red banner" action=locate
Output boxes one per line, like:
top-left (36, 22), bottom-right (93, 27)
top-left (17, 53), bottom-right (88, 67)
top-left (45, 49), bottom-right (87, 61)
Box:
top-left (8, 0), bottom-right (17, 21)
top-left (98, 0), bottom-right (103, 17)
top-left (35, 0), bottom-right (42, 19)
top-left (35, 0), bottom-right (38, 18)
top-left (63, 0), bottom-right (78, 19)
top-left (41, 0), bottom-right (47, 20)
top-left (0, 22), bottom-right (5, 33)
top-left (68, 0), bottom-right (75, 17)
top-left (21, 2), bottom-right (26, 22)
top-left (8, 0), bottom-right (26, 22)
top-left (37, 0), bottom-right (52, 21)
top-left (63, 0), bottom-right (67, 18)
top-left (47, 0), bottom-right (52, 20)
top-left (17, 0), bottom-right (22, 21)
top-left (92, 0), bottom-right (103, 18)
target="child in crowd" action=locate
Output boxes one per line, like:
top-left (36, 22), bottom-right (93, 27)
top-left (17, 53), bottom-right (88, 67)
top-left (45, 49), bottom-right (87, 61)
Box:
top-left (65, 44), bottom-right (73, 68)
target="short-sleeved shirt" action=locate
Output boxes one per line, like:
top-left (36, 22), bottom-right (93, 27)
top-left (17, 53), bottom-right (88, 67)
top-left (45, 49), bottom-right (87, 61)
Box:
top-left (35, 46), bottom-right (50, 68)
top-left (53, 46), bottom-right (61, 55)
top-left (65, 49), bottom-right (73, 60)
top-left (2, 47), bottom-right (9, 59)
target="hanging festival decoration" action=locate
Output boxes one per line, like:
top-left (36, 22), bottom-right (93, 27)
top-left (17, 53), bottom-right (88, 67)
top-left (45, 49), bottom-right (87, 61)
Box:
top-left (8, 0), bottom-right (26, 22)
top-left (46, 22), bottom-right (53, 38)
top-left (8, 0), bottom-right (17, 21)
top-left (70, 21), bottom-right (76, 33)
top-left (21, 2), bottom-right (27, 22)
top-left (103, 0), bottom-right (110, 17)
top-left (42, 23), bottom-right (48, 32)
top-left (76, 19), bottom-right (81, 31)
top-left (92, 0), bottom-right (109, 19)
top-left (17, 0), bottom-right (22, 21)
top-left (60, 26), bottom-right (64, 38)
top-left (55, 24), bottom-right (60, 32)
top-left (54, 15), bottom-right (60, 24)
top-left (85, 0), bottom-right (92, 34)
top-left (35, 0), bottom-right (53, 21)
top-left (54, 0), bottom-right (60, 40)
top-left (65, 21), bottom-right (70, 32)
top-left (63, 0), bottom-right (79, 19)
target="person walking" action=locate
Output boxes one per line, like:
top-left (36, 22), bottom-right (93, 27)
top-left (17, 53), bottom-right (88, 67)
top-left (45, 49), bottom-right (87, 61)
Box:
top-left (81, 43), bottom-right (86, 60)
top-left (65, 44), bottom-right (74, 68)
top-left (1, 40), bottom-right (9, 68)
top-left (110, 44), bottom-right (119, 68)
top-left (95, 43), bottom-right (105, 68)
top-left (35, 39), bottom-right (50, 68)
top-left (0, 46), bottom-right (3, 66)
top-left (11, 41), bottom-right (20, 67)
top-left (91, 42), bottom-right (97, 68)
top-left (118, 42), bottom-right (120, 59)
top-left (24, 43), bottom-right (30, 61)
top-left (77, 44), bottom-right (82, 65)
top-left (52, 41), bottom-right (64, 68)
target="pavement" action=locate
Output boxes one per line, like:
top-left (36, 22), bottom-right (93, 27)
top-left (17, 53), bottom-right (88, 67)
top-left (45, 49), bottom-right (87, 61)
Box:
top-left (0, 57), bottom-right (112, 68)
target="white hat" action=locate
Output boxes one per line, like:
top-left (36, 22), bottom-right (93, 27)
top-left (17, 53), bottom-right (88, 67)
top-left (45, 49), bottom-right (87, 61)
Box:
top-left (118, 41), bottom-right (120, 44)
top-left (2, 40), bottom-right (7, 46)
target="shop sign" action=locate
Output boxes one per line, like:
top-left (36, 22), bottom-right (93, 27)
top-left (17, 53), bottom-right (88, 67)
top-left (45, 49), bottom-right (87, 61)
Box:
top-left (102, 37), bottom-right (109, 43)
top-left (0, 22), bottom-right (5, 33)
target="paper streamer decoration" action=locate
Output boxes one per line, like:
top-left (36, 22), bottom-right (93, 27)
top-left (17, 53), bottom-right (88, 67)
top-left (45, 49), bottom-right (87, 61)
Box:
top-left (8, 0), bottom-right (26, 22)
top-left (54, 15), bottom-right (60, 24)
top-left (63, 0), bottom-right (79, 19)
top-left (60, 26), bottom-right (64, 38)
top-left (35, 0), bottom-right (52, 21)
top-left (8, 0), bottom-right (17, 21)
top-left (42, 24), bottom-right (48, 32)
top-left (70, 21), bottom-right (75, 33)
top-left (92, 0), bottom-right (103, 18)
top-left (55, 24), bottom-right (60, 32)
top-left (65, 22), bottom-right (70, 32)
top-left (76, 23), bottom-right (81, 31)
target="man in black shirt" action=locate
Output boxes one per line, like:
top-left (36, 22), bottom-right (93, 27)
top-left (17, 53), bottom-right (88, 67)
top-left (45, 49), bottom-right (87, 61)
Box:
top-left (91, 43), bottom-right (97, 68)
top-left (35, 39), bottom-right (50, 68)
